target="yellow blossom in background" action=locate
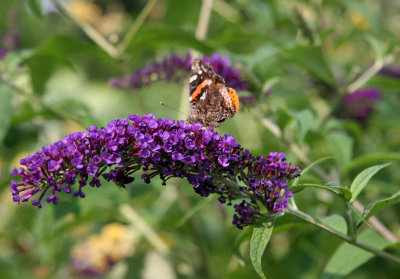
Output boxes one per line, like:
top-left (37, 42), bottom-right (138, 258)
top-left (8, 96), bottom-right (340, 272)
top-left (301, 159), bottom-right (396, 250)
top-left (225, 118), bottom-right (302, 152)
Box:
top-left (67, 0), bottom-right (102, 25)
top-left (67, 0), bottom-right (128, 39)
top-left (350, 10), bottom-right (369, 30)
top-left (70, 223), bottom-right (137, 277)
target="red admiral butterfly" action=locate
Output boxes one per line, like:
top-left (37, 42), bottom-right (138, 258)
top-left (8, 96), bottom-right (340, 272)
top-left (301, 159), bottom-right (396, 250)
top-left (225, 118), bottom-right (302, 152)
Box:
top-left (186, 59), bottom-right (239, 127)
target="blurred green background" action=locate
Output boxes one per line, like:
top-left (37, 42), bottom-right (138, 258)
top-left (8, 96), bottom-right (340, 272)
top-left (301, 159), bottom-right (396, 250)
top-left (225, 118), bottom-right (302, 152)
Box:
top-left (1, 0), bottom-right (400, 278)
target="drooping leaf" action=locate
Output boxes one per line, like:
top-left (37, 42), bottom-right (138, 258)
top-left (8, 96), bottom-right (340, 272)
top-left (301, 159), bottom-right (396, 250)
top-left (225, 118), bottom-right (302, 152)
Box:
top-left (349, 163), bottom-right (391, 203)
top-left (322, 232), bottom-right (390, 279)
top-left (363, 190), bottom-right (400, 220)
top-left (250, 220), bottom-right (274, 279)
top-left (292, 183), bottom-right (351, 201)
top-left (301, 157), bottom-right (335, 176)
top-left (292, 156), bottom-right (334, 187)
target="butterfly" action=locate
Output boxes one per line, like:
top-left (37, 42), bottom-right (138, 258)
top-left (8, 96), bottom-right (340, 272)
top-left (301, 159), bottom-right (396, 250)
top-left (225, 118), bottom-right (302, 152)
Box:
top-left (186, 59), bottom-right (239, 127)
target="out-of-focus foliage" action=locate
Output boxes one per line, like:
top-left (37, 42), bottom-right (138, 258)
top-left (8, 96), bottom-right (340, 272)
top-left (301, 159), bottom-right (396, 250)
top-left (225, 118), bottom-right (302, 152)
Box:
top-left (1, 0), bottom-right (400, 278)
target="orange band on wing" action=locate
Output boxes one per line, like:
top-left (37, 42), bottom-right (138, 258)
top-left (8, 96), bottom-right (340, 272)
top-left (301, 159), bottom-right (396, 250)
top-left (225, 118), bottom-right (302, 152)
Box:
top-left (228, 88), bottom-right (240, 112)
top-left (191, 79), bottom-right (212, 103)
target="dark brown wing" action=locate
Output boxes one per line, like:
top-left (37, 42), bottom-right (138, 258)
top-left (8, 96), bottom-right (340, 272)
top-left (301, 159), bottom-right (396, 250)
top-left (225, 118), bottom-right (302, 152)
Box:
top-left (187, 59), bottom-right (236, 127)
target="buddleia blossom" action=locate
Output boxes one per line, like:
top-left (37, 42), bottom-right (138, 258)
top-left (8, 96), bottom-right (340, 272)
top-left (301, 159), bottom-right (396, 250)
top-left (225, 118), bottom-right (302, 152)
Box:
top-left (380, 66), bottom-right (400, 79)
top-left (343, 88), bottom-right (381, 122)
top-left (109, 53), bottom-right (248, 92)
top-left (10, 114), bottom-right (301, 229)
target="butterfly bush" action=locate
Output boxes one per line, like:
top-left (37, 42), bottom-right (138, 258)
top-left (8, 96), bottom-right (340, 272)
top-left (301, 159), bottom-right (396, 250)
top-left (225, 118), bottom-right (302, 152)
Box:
top-left (380, 65), bottom-right (400, 79)
top-left (343, 88), bottom-right (381, 122)
top-left (109, 53), bottom-right (249, 92)
top-left (10, 114), bottom-right (301, 229)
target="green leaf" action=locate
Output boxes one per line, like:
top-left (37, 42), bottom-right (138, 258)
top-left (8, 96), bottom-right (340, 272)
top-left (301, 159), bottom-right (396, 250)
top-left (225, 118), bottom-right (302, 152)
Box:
top-left (280, 45), bottom-right (337, 87)
top-left (322, 232), bottom-right (390, 279)
top-left (275, 107), bottom-right (294, 130)
top-left (27, 35), bottom-right (112, 94)
top-left (175, 197), bottom-right (216, 227)
top-left (320, 214), bottom-right (347, 235)
top-left (292, 109), bottom-right (314, 142)
top-left (0, 83), bottom-right (13, 147)
top-left (250, 220), bottom-right (274, 279)
top-left (363, 190), bottom-right (400, 220)
top-left (343, 152), bottom-right (400, 173)
top-left (261, 76), bottom-right (280, 95)
top-left (292, 156), bottom-right (334, 187)
top-left (327, 132), bottom-right (354, 168)
top-left (233, 226), bottom-right (253, 264)
top-left (1, 50), bottom-right (34, 73)
top-left (336, 187), bottom-right (353, 201)
top-left (302, 156), bottom-right (334, 176)
top-left (349, 163), bottom-right (391, 203)
top-left (249, 44), bottom-right (279, 69)
top-left (365, 35), bottom-right (384, 61)
top-left (128, 25), bottom-right (214, 55)
top-left (26, 0), bottom-right (43, 19)
top-left (294, 183), bottom-right (350, 200)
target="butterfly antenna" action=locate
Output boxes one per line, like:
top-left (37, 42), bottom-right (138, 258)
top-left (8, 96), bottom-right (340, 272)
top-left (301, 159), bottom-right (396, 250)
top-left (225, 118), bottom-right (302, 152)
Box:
top-left (160, 102), bottom-right (188, 117)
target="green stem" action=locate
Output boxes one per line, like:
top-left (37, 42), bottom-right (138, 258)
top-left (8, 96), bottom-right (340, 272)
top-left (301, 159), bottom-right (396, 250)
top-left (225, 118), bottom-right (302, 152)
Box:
top-left (0, 74), bottom-right (84, 126)
top-left (117, 0), bottom-right (159, 58)
top-left (52, 0), bottom-right (119, 59)
top-left (195, 0), bottom-right (214, 40)
top-left (345, 58), bottom-right (388, 94)
top-left (286, 207), bottom-right (400, 265)
top-left (346, 206), bottom-right (356, 241)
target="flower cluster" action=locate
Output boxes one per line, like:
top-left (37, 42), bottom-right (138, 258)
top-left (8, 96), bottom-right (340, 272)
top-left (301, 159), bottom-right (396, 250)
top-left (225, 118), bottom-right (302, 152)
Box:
top-left (10, 114), bottom-right (301, 228)
top-left (70, 223), bottom-right (136, 277)
top-left (109, 53), bottom-right (248, 92)
top-left (380, 66), bottom-right (400, 79)
top-left (343, 88), bottom-right (381, 122)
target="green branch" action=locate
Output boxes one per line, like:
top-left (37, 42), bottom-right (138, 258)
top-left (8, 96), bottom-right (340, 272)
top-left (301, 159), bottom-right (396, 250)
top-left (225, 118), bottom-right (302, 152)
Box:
top-left (286, 206), bottom-right (400, 265)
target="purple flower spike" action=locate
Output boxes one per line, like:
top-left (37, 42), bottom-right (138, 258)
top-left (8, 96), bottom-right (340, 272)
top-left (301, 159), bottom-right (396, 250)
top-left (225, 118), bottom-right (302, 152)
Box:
top-left (202, 53), bottom-right (248, 91)
top-left (10, 114), bottom-right (301, 229)
top-left (343, 88), bottom-right (381, 122)
top-left (380, 66), bottom-right (400, 79)
top-left (109, 53), bottom-right (248, 92)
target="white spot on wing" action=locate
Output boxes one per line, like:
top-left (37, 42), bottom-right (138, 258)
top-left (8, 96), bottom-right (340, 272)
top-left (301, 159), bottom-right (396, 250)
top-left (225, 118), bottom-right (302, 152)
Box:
top-left (200, 92), bottom-right (207, 100)
top-left (190, 74), bottom-right (197, 83)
